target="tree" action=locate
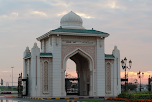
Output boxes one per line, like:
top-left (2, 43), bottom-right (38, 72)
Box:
top-left (128, 83), bottom-right (137, 91)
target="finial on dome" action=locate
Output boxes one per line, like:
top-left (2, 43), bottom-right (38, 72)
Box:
top-left (114, 45), bottom-right (117, 49)
top-left (25, 46), bottom-right (30, 52)
top-left (26, 46), bottom-right (29, 50)
top-left (33, 42), bottom-right (38, 48)
top-left (113, 45), bottom-right (119, 51)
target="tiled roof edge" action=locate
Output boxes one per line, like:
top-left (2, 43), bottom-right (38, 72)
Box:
top-left (105, 54), bottom-right (115, 58)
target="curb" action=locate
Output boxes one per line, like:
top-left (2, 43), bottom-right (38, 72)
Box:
top-left (12, 96), bottom-right (105, 100)
top-left (67, 100), bottom-right (87, 102)
top-left (43, 97), bottom-right (104, 100)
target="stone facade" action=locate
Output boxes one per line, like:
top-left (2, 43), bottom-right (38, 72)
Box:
top-left (23, 11), bottom-right (121, 97)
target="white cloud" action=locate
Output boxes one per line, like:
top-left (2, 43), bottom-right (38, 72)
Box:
top-left (32, 11), bottom-right (47, 16)
top-left (11, 12), bottom-right (18, 16)
top-left (76, 12), bottom-right (94, 19)
top-left (57, 12), bottom-right (68, 16)
top-left (107, 1), bottom-right (116, 8)
top-left (0, 15), bottom-right (8, 18)
top-left (56, 12), bottom-right (94, 19)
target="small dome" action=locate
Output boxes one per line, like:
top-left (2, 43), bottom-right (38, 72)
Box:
top-left (60, 11), bottom-right (85, 29)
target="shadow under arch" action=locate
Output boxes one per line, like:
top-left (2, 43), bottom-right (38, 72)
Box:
top-left (63, 48), bottom-right (94, 72)
top-left (61, 48), bottom-right (94, 96)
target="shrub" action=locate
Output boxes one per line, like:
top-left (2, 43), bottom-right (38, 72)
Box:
top-left (117, 92), bottom-right (127, 98)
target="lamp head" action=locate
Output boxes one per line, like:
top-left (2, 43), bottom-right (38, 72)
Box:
top-left (124, 57), bottom-right (127, 64)
top-left (129, 60), bottom-right (132, 67)
top-left (121, 59), bottom-right (125, 68)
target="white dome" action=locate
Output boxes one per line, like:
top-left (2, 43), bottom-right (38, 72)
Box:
top-left (60, 11), bottom-right (85, 29)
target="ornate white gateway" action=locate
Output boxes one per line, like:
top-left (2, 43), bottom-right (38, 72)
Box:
top-left (23, 11), bottom-right (121, 97)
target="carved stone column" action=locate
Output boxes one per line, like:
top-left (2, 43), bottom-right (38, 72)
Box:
top-left (83, 70), bottom-right (87, 95)
top-left (61, 70), bottom-right (66, 96)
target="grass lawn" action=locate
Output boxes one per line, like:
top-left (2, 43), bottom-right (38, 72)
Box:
top-left (0, 87), bottom-right (17, 91)
top-left (0, 87), bottom-right (6, 91)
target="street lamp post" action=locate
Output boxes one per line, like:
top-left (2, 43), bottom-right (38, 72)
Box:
top-left (11, 67), bottom-right (14, 86)
top-left (121, 57), bottom-right (132, 92)
top-left (137, 71), bottom-right (144, 91)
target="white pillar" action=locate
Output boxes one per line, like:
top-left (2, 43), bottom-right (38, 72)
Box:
top-left (96, 37), bottom-right (105, 96)
top-left (52, 35), bottom-right (62, 96)
top-left (112, 46), bottom-right (120, 96)
top-left (23, 47), bottom-right (30, 95)
top-left (30, 43), bottom-right (40, 97)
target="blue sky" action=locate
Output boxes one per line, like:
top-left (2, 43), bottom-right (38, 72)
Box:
top-left (0, 0), bottom-right (152, 85)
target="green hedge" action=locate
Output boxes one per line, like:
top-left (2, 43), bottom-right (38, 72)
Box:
top-left (117, 92), bottom-right (152, 100)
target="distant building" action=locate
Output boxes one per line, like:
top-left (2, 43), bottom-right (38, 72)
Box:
top-left (136, 84), bottom-right (148, 91)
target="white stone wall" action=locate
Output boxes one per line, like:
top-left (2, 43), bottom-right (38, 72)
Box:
top-left (40, 57), bottom-right (52, 96)
top-left (41, 40), bottom-right (45, 52)
top-left (96, 37), bottom-right (105, 96)
top-left (40, 36), bottom-right (53, 53)
top-left (24, 35), bottom-right (121, 97)
top-left (45, 37), bottom-right (52, 53)
top-left (61, 36), bottom-right (96, 96)
top-left (52, 35), bottom-right (62, 96)
top-left (104, 46), bottom-right (121, 97)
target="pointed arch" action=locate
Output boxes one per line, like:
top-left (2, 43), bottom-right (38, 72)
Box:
top-left (63, 48), bottom-right (94, 72)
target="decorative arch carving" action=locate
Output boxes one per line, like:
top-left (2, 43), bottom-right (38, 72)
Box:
top-left (62, 47), bottom-right (94, 72)
top-left (62, 45), bottom-right (95, 70)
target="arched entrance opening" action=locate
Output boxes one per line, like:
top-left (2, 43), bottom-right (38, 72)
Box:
top-left (65, 59), bottom-right (78, 95)
top-left (63, 49), bottom-right (93, 96)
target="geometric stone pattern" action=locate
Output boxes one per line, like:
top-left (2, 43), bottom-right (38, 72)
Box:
top-left (44, 61), bottom-right (48, 92)
top-left (106, 62), bottom-right (111, 92)
top-left (61, 45), bottom-right (95, 69)
top-left (105, 59), bottom-right (114, 94)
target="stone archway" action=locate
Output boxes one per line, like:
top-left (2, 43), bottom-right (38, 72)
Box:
top-left (61, 48), bottom-right (94, 96)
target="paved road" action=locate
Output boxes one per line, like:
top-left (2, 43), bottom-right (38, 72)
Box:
top-left (0, 97), bottom-right (105, 102)
top-left (0, 97), bottom-right (67, 102)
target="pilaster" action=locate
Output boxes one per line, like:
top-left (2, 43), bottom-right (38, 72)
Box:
top-left (52, 35), bottom-right (62, 96)
top-left (112, 46), bottom-right (121, 96)
top-left (96, 37), bottom-right (105, 96)
top-left (30, 43), bottom-right (40, 97)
